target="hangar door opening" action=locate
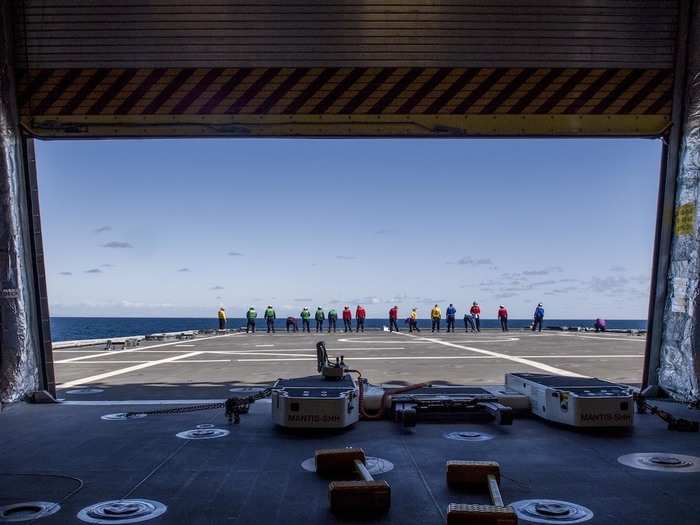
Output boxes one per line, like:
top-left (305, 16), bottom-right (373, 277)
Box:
top-left (38, 137), bottom-right (661, 399)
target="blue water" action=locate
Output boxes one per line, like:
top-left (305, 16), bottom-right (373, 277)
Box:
top-left (50, 317), bottom-right (647, 342)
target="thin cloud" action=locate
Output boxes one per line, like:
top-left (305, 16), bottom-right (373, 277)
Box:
top-left (177, 268), bottom-right (190, 272)
top-left (228, 251), bottom-right (244, 256)
top-left (375, 228), bottom-right (396, 235)
top-left (294, 298), bottom-right (313, 302)
top-left (101, 241), bottom-right (133, 249)
top-left (610, 265), bottom-right (627, 272)
top-left (84, 268), bottom-right (102, 274)
top-left (210, 285), bottom-right (224, 290)
top-left (59, 271), bottom-right (72, 276)
top-left (100, 264), bottom-right (114, 268)
top-left (93, 226), bottom-right (111, 234)
top-left (451, 256), bottom-right (494, 266)
top-left (336, 255), bottom-right (357, 260)
top-left (522, 266), bottom-right (563, 276)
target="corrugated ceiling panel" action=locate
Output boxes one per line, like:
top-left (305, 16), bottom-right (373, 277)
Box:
top-left (14, 0), bottom-right (677, 69)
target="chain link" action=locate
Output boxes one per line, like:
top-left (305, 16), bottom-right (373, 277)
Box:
top-left (124, 388), bottom-right (273, 424)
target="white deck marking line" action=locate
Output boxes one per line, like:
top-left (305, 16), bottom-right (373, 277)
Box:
top-left (205, 347), bottom-right (405, 355)
top-left (236, 354), bottom-right (643, 363)
top-left (555, 334), bottom-right (645, 342)
top-left (58, 359), bottom-right (233, 364)
top-left (60, 399), bottom-right (227, 405)
top-left (395, 332), bottom-right (584, 377)
top-left (54, 332), bottom-right (240, 364)
top-left (255, 344), bottom-right (275, 347)
top-left (206, 352), bottom-right (316, 357)
top-left (57, 351), bottom-right (202, 388)
top-left (174, 344), bottom-right (196, 347)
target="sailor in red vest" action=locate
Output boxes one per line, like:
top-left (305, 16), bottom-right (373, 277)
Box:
top-left (389, 305), bottom-right (399, 332)
top-left (470, 302), bottom-right (481, 332)
top-left (342, 306), bottom-right (352, 332)
top-left (497, 305), bottom-right (509, 332)
top-left (356, 305), bottom-right (366, 332)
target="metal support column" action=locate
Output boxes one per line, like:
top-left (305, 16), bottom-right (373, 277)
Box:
top-left (0, 2), bottom-right (54, 403)
top-left (652, 0), bottom-right (700, 401)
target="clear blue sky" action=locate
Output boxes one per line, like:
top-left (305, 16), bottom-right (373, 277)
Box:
top-left (35, 138), bottom-right (661, 319)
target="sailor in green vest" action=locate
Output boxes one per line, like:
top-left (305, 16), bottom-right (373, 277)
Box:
top-left (327, 308), bottom-right (338, 333)
top-left (245, 306), bottom-right (257, 333)
top-left (300, 307), bottom-right (311, 333)
top-left (264, 305), bottom-right (276, 333)
top-left (315, 307), bottom-right (325, 332)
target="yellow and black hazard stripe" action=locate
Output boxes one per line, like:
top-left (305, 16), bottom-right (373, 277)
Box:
top-left (15, 67), bottom-right (672, 137)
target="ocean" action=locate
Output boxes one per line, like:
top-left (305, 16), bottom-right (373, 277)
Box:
top-left (50, 317), bottom-right (647, 342)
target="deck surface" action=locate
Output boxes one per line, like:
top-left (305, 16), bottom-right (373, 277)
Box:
top-left (52, 329), bottom-right (646, 400)
top-left (2, 329), bottom-right (698, 525)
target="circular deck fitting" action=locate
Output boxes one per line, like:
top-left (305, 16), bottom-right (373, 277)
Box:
top-left (617, 453), bottom-right (700, 472)
top-left (176, 428), bottom-right (229, 440)
top-left (0, 502), bottom-right (61, 522)
top-left (66, 388), bottom-right (104, 395)
top-left (77, 499), bottom-right (166, 524)
top-left (301, 456), bottom-right (394, 475)
top-left (444, 431), bottom-right (493, 442)
top-left (510, 499), bottom-right (593, 524)
top-left (100, 413), bottom-right (147, 421)
top-left (195, 423), bottom-right (215, 429)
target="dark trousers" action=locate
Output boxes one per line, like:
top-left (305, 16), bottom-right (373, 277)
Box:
top-left (266, 318), bottom-right (275, 333)
top-left (302, 319), bottom-right (310, 332)
top-left (328, 318), bottom-right (336, 332)
top-left (446, 316), bottom-right (455, 332)
top-left (464, 316), bottom-right (476, 332)
top-left (409, 319), bottom-right (420, 332)
top-left (500, 317), bottom-right (508, 331)
top-left (431, 319), bottom-right (440, 332)
top-left (316, 320), bottom-right (323, 332)
top-left (389, 318), bottom-right (399, 332)
top-left (356, 318), bottom-right (365, 332)
top-left (286, 321), bottom-right (297, 332)
top-left (218, 318), bottom-right (226, 330)
top-left (343, 319), bottom-right (352, 332)
top-left (474, 317), bottom-right (481, 332)
top-left (246, 320), bottom-right (256, 333)
top-left (532, 317), bottom-right (543, 332)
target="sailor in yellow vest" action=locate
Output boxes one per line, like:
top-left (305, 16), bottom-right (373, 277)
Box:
top-left (431, 304), bottom-right (442, 332)
top-left (217, 307), bottom-right (226, 330)
top-left (409, 308), bottom-right (420, 333)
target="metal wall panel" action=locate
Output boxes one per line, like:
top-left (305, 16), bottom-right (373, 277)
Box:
top-left (14, 1), bottom-right (677, 69)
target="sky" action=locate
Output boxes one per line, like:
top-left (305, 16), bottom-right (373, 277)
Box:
top-left (35, 138), bottom-right (661, 319)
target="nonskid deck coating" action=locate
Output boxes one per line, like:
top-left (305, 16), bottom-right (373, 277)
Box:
top-left (51, 329), bottom-right (646, 401)
top-left (2, 330), bottom-right (698, 524)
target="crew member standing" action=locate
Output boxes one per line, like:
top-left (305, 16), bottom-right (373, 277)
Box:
top-left (446, 303), bottom-right (456, 332)
top-left (264, 305), bottom-right (276, 333)
top-left (342, 306), bottom-right (352, 332)
top-left (328, 308), bottom-right (338, 333)
top-left (431, 304), bottom-right (442, 332)
top-left (300, 307), bottom-right (311, 332)
top-left (217, 307), bottom-right (227, 330)
top-left (315, 307), bottom-right (325, 332)
top-left (409, 308), bottom-right (420, 332)
top-left (470, 302), bottom-right (481, 332)
top-left (497, 305), bottom-right (509, 332)
top-left (389, 305), bottom-right (399, 332)
top-left (245, 306), bottom-right (257, 333)
top-left (356, 305), bottom-right (366, 332)
top-left (286, 316), bottom-right (298, 332)
top-left (532, 303), bottom-right (545, 332)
